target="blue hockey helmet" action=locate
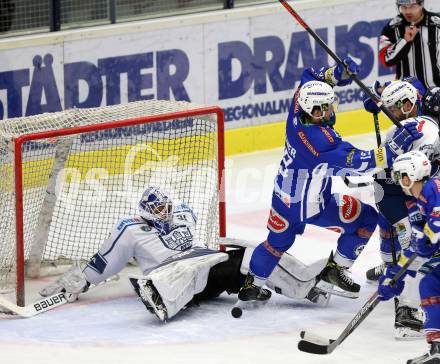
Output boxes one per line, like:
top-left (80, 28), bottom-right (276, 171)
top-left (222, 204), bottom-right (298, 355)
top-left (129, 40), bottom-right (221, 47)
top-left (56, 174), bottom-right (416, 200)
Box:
top-left (422, 87), bottom-right (440, 119)
top-left (139, 187), bottom-right (174, 224)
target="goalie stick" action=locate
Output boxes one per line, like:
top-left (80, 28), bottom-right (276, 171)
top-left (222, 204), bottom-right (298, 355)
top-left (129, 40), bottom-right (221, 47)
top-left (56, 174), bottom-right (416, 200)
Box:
top-left (0, 274), bottom-right (119, 318)
top-left (297, 253), bottom-right (417, 355)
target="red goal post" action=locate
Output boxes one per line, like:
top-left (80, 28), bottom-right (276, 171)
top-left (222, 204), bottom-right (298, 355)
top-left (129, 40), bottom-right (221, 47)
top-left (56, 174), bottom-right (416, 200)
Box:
top-left (0, 100), bottom-right (225, 306)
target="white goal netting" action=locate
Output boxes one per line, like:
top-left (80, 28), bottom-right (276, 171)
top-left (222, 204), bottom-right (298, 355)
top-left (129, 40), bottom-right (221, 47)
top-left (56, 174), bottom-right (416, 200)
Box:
top-left (0, 100), bottom-right (224, 304)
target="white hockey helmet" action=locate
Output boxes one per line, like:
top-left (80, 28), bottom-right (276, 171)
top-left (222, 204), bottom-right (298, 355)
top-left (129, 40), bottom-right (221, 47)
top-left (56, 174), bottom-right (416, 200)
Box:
top-left (298, 81), bottom-right (337, 119)
top-left (381, 80), bottom-right (418, 117)
top-left (138, 186), bottom-right (174, 223)
top-left (396, 0), bottom-right (423, 5)
top-left (392, 151), bottom-right (431, 193)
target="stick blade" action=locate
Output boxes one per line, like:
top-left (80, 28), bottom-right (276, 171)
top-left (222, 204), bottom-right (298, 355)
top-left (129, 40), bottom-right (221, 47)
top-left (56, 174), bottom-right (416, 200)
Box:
top-left (297, 339), bottom-right (332, 355)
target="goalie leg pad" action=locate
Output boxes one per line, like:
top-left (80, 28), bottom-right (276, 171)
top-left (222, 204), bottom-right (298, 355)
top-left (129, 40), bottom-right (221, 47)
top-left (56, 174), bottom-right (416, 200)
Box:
top-left (266, 255), bottom-right (328, 299)
top-left (233, 238), bottom-right (328, 300)
top-left (222, 238), bottom-right (330, 302)
top-left (133, 250), bottom-right (228, 320)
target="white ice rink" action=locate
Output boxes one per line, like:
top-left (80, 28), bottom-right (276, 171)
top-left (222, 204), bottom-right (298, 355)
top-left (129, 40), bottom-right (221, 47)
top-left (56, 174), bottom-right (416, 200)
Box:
top-left (0, 133), bottom-right (429, 364)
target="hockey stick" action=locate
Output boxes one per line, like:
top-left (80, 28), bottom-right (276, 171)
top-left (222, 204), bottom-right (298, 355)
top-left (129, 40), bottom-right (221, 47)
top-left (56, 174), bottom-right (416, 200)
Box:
top-left (342, 113), bottom-right (382, 189)
top-left (373, 113), bottom-right (382, 147)
top-left (297, 253), bottom-right (417, 354)
top-left (0, 275), bottom-right (119, 318)
top-left (389, 226), bottom-right (400, 311)
top-left (278, 0), bottom-right (402, 128)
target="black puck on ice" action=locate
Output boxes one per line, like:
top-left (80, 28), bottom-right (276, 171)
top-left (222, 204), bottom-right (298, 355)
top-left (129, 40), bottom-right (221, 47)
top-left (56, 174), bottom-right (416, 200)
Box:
top-left (231, 306), bottom-right (242, 318)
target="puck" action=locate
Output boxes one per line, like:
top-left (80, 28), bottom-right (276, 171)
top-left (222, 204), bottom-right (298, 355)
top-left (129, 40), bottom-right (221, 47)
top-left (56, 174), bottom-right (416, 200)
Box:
top-left (231, 306), bottom-right (242, 318)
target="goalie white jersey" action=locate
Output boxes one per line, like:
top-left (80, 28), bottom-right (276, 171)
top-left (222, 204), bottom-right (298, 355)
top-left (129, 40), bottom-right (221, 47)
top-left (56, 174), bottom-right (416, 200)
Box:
top-left (84, 201), bottom-right (201, 284)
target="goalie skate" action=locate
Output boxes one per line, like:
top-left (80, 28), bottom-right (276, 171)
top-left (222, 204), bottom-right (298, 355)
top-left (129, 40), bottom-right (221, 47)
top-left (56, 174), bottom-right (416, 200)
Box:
top-left (129, 277), bottom-right (168, 322)
top-left (305, 286), bottom-right (331, 307)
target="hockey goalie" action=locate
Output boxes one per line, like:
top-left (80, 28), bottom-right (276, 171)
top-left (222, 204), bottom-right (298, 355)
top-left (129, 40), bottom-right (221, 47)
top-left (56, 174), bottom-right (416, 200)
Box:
top-left (39, 186), bottom-right (334, 321)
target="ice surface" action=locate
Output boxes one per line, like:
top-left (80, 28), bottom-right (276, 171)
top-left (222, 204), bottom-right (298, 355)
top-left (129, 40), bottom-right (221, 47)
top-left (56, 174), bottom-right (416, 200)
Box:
top-left (0, 133), bottom-right (428, 364)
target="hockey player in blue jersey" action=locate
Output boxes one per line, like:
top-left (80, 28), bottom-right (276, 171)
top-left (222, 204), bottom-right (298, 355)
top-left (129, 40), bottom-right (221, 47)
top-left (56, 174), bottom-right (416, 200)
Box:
top-left (236, 58), bottom-right (423, 306)
top-left (378, 151), bottom-right (440, 364)
top-left (363, 83), bottom-right (440, 339)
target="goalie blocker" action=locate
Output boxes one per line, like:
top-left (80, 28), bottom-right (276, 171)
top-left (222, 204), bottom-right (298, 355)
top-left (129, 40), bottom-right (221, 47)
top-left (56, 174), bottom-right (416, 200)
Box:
top-left (129, 237), bottom-right (331, 321)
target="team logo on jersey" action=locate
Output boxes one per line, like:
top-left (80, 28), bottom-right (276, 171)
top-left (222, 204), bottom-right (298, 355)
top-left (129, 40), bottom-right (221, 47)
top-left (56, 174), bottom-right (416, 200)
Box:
top-left (339, 195), bottom-right (361, 224)
top-left (325, 226), bottom-right (345, 234)
top-left (297, 131), bottom-right (319, 157)
top-left (159, 226), bottom-right (193, 251)
top-left (319, 127), bottom-right (335, 143)
top-left (267, 208), bottom-right (289, 233)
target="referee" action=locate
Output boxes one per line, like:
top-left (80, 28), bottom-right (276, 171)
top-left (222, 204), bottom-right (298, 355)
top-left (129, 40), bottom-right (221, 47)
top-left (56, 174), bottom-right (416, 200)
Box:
top-left (379, 0), bottom-right (440, 89)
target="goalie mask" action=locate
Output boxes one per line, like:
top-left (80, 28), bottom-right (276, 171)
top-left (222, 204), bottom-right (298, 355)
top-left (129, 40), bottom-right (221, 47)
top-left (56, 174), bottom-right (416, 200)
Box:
top-left (298, 81), bottom-right (338, 126)
top-left (392, 151), bottom-right (431, 195)
top-left (139, 187), bottom-right (174, 226)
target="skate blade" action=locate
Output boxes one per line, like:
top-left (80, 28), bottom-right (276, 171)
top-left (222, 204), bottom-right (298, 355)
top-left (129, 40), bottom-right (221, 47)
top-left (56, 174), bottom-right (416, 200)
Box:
top-left (315, 281), bottom-right (359, 299)
top-left (394, 327), bottom-right (424, 341)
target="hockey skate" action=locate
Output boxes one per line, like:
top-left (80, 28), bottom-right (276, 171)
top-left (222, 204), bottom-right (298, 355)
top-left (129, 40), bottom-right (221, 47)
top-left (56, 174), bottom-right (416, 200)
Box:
top-left (395, 306), bottom-right (424, 341)
top-left (305, 285), bottom-right (331, 307)
top-left (129, 277), bottom-right (168, 322)
top-left (315, 252), bottom-right (360, 299)
top-left (232, 273), bottom-right (272, 315)
top-left (238, 273), bottom-right (272, 302)
top-left (365, 262), bottom-right (387, 283)
top-left (407, 342), bottom-right (440, 364)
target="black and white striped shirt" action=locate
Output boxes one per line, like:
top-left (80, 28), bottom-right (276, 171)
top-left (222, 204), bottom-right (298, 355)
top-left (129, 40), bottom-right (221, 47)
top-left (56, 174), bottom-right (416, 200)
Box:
top-left (379, 10), bottom-right (440, 89)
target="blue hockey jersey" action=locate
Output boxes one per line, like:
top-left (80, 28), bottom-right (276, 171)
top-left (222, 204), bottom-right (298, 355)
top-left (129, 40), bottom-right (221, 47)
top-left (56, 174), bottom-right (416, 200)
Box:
top-left (274, 67), bottom-right (395, 220)
top-left (417, 178), bottom-right (440, 248)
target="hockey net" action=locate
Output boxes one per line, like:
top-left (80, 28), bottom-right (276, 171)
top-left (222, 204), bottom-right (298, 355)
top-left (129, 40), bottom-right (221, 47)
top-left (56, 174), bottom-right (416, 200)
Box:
top-left (0, 100), bottom-right (225, 305)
